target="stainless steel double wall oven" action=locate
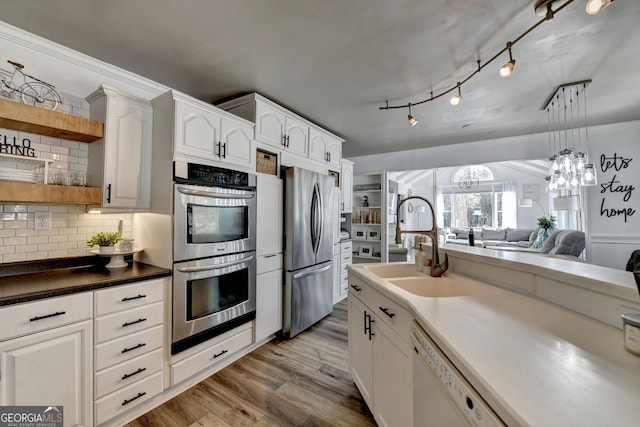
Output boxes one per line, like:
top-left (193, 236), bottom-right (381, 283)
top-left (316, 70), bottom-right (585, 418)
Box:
top-left (172, 160), bottom-right (257, 354)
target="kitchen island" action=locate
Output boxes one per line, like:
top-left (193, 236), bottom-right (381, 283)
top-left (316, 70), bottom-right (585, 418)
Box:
top-left (348, 245), bottom-right (640, 426)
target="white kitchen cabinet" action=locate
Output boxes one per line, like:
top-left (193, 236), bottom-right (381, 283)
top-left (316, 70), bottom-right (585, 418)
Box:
top-left (256, 173), bottom-right (284, 341)
top-left (333, 251), bottom-right (341, 305)
top-left (309, 126), bottom-right (342, 168)
top-left (341, 159), bottom-right (353, 213)
top-left (256, 174), bottom-right (283, 257)
top-left (151, 90), bottom-right (255, 170)
top-left (93, 279), bottom-right (165, 425)
top-left (348, 274), bottom-right (412, 427)
top-left (255, 267), bottom-right (283, 341)
top-left (0, 309), bottom-right (92, 427)
top-left (87, 85), bottom-right (153, 211)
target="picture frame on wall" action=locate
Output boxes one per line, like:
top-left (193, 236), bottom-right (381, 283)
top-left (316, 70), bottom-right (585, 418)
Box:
top-left (366, 230), bottom-right (380, 241)
top-left (359, 244), bottom-right (373, 257)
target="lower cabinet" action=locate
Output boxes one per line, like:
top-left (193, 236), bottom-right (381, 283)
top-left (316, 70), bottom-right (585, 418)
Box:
top-left (348, 275), bottom-right (412, 427)
top-left (0, 298), bottom-right (93, 427)
top-left (93, 279), bottom-right (165, 426)
top-left (255, 267), bottom-right (283, 341)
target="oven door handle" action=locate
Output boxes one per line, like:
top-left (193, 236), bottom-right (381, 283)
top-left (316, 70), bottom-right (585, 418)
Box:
top-left (176, 254), bottom-right (255, 273)
top-left (177, 186), bottom-right (255, 199)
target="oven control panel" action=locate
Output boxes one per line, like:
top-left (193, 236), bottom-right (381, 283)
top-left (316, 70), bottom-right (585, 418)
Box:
top-left (412, 324), bottom-right (504, 427)
top-left (174, 160), bottom-right (256, 188)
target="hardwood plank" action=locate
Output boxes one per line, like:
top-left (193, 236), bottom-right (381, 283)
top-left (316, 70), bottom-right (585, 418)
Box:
top-left (131, 300), bottom-right (376, 426)
top-left (0, 181), bottom-right (101, 204)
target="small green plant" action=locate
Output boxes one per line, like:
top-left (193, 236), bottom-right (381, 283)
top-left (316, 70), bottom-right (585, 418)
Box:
top-left (86, 231), bottom-right (123, 247)
top-left (537, 215), bottom-right (557, 230)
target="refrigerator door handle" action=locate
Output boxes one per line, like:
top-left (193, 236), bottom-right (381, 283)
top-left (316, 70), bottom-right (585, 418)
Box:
top-left (310, 182), bottom-right (324, 254)
top-left (292, 262), bottom-right (332, 280)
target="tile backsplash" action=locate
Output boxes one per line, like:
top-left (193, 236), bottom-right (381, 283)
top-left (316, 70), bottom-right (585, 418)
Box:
top-left (0, 92), bottom-right (134, 264)
top-left (0, 206), bottom-right (133, 263)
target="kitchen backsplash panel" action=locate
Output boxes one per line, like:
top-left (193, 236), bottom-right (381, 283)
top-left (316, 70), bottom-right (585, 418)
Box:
top-left (0, 93), bottom-right (135, 264)
top-left (0, 205), bottom-right (133, 263)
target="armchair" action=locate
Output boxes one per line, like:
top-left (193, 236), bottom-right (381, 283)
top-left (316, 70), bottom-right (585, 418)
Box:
top-left (540, 230), bottom-right (585, 257)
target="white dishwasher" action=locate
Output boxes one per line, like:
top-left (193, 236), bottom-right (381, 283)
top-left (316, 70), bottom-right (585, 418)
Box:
top-left (411, 321), bottom-right (505, 426)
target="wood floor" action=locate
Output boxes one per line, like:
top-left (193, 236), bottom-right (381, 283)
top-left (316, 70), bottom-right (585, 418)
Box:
top-left (126, 300), bottom-right (377, 427)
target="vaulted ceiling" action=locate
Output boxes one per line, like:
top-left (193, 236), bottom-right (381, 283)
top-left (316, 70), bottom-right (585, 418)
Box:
top-left (2, 0), bottom-right (639, 158)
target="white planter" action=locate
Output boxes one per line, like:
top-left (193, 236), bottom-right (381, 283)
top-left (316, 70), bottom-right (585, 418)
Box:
top-left (99, 246), bottom-right (115, 254)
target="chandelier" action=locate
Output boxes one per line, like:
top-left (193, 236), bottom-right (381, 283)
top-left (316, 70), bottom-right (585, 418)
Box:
top-left (544, 81), bottom-right (597, 198)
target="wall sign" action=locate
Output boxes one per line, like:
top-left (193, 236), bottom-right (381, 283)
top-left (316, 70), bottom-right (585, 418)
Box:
top-left (0, 134), bottom-right (35, 157)
top-left (599, 152), bottom-right (635, 223)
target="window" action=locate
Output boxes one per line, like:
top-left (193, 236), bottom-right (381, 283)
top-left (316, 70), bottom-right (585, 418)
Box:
top-left (442, 165), bottom-right (506, 229)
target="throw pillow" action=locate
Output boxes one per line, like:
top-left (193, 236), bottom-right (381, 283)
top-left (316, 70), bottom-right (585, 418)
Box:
top-left (506, 228), bottom-right (535, 242)
top-left (482, 228), bottom-right (506, 241)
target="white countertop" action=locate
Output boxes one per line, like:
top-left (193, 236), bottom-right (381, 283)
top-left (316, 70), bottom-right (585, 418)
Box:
top-left (349, 262), bottom-right (640, 426)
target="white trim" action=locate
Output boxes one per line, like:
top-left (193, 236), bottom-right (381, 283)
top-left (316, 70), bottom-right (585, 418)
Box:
top-left (0, 20), bottom-right (167, 100)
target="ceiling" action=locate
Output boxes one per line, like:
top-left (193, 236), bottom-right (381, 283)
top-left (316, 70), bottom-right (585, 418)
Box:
top-left (2, 0), bottom-right (639, 158)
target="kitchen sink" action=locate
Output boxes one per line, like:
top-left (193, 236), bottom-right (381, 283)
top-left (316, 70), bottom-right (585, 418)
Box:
top-left (364, 263), bottom-right (425, 278)
top-left (387, 276), bottom-right (499, 298)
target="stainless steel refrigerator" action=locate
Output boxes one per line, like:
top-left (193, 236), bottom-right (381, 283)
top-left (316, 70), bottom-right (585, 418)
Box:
top-left (282, 166), bottom-right (336, 338)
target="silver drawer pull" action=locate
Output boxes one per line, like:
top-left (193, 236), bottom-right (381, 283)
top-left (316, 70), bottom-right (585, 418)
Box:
top-left (213, 349), bottom-right (228, 359)
top-left (122, 367), bottom-right (146, 380)
top-left (122, 318), bottom-right (147, 328)
top-left (30, 311), bottom-right (66, 322)
top-left (122, 391), bottom-right (146, 406)
top-left (122, 294), bottom-right (146, 302)
top-left (122, 343), bottom-right (146, 354)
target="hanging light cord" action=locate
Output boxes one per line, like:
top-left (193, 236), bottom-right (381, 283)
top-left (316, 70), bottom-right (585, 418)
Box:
top-left (379, 0), bottom-right (576, 111)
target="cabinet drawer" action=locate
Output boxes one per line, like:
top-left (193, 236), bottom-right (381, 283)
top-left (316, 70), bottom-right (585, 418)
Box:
top-left (341, 253), bottom-right (352, 264)
top-left (0, 292), bottom-right (92, 341)
top-left (171, 327), bottom-right (252, 385)
top-left (95, 348), bottom-right (163, 399)
top-left (94, 279), bottom-right (164, 317)
top-left (371, 289), bottom-right (411, 340)
top-left (257, 253), bottom-right (282, 274)
top-left (348, 275), bottom-right (373, 307)
top-left (95, 325), bottom-right (163, 371)
top-left (95, 370), bottom-right (163, 425)
top-left (95, 301), bottom-right (163, 344)
top-left (341, 241), bottom-right (353, 254)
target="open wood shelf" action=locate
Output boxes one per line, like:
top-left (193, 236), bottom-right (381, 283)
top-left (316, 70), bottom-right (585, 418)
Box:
top-left (0, 181), bottom-right (101, 205)
top-left (0, 98), bottom-right (103, 143)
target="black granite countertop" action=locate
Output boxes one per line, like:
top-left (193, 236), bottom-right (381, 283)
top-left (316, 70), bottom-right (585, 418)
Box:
top-left (0, 256), bottom-right (171, 306)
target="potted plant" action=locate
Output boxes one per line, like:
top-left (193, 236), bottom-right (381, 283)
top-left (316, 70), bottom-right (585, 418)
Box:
top-left (536, 215), bottom-right (557, 248)
top-left (86, 231), bottom-right (123, 253)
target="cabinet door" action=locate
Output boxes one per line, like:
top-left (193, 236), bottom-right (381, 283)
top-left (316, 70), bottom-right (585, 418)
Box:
top-left (348, 296), bottom-right (373, 408)
top-left (255, 269), bottom-right (283, 341)
top-left (256, 174), bottom-right (283, 256)
top-left (175, 100), bottom-right (221, 160)
top-left (88, 87), bottom-right (153, 211)
top-left (255, 101), bottom-right (286, 148)
top-left (341, 160), bottom-right (353, 213)
top-left (0, 320), bottom-right (92, 427)
top-left (326, 138), bottom-right (342, 168)
top-left (373, 324), bottom-right (412, 427)
top-left (308, 128), bottom-right (329, 164)
top-left (332, 253), bottom-right (341, 304)
top-left (220, 117), bottom-right (254, 168)
top-left (284, 116), bottom-right (309, 157)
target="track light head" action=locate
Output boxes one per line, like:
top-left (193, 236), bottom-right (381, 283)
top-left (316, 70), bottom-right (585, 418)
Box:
top-left (450, 83), bottom-right (462, 106)
top-left (499, 59), bottom-right (516, 78)
top-left (407, 103), bottom-right (419, 126)
top-left (585, 0), bottom-right (612, 15)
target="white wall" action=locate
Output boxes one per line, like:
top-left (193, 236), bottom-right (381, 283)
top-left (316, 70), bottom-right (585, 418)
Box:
top-left (350, 120), bottom-right (640, 269)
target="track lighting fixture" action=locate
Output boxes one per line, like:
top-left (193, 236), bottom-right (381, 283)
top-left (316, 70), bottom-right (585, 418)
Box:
top-left (407, 103), bottom-right (419, 127)
top-left (450, 83), bottom-right (462, 106)
top-left (380, 0), bottom-right (614, 123)
top-left (499, 42), bottom-right (516, 78)
top-left (585, 0), bottom-right (612, 15)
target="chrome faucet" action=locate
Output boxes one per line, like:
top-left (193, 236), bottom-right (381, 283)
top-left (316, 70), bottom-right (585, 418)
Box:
top-left (395, 196), bottom-right (448, 277)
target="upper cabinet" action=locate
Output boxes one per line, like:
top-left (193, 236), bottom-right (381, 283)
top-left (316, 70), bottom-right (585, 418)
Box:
top-left (217, 93), bottom-right (343, 168)
top-left (341, 159), bottom-right (354, 213)
top-left (87, 85), bottom-right (152, 211)
top-left (153, 91), bottom-right (255, 170)
top-left (309, 127), bottom-right (342, 168)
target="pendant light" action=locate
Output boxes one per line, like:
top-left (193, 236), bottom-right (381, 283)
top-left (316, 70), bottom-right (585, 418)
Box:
top-left (450, 83), bottom-right (462, 106)
top-left (499, 42), bottom-right (516, 78)
top-left (586, 0), bottom-right (612, 15)
top-left (407, 103), bottom-right (419, 127)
